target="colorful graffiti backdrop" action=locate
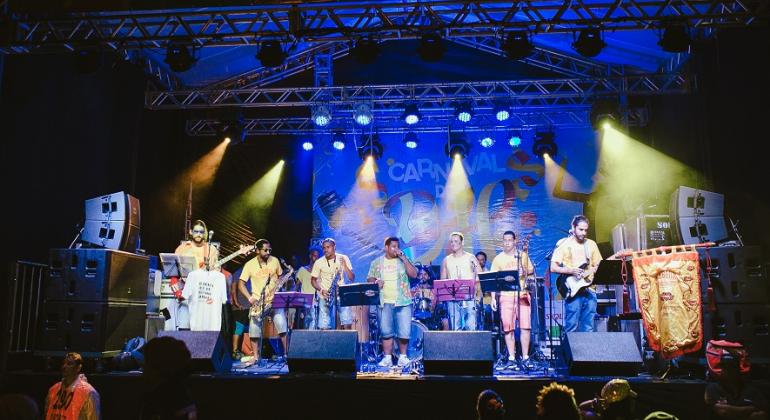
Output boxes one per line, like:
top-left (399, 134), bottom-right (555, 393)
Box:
top-left (312, 129), bottom-right (598, 282)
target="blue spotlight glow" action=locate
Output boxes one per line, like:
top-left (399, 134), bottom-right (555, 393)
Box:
top-left (479, 136), bottom-right (495, 148)
top-left (353, 103), bottom-right (373, 126)
top-left (404, 131), bottom-right (419, 149)
top-left (403, 104), bottom-right (421, 125)
top-left (312, 105), bottom-right (332, 127)
top-left (508, 135), bottom-right (522, 147)
top-left (332, 132), bottom-right (346, 150)
top-left (302, 141), bottom-right (314, 151)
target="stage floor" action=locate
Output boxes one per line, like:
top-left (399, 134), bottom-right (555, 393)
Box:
top-left (2, 361), bottom-right (713, 420)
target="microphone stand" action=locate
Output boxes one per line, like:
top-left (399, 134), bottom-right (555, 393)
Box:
top-left (535, 251), bottom-right (558, 367)
top-left (68, 224), bottom-right (84, 249)
top-left (256, 272), bottom-right (271, 367)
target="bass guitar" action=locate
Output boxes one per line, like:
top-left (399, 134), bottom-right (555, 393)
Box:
top-left (555, 262), bottom-right (592, 299)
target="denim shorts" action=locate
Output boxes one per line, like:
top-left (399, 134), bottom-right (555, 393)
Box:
top-left (316, 297), bottom-right (353, 329)
top-left (379, 303), bottom-right (412, 340)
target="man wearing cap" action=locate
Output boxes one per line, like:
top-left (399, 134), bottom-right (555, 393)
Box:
top-left (705, 353), bottom-right (768, 419)
top-left (579, 378), bottom-right (638, 420)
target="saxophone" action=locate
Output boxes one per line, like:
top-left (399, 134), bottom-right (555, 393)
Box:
top-left (250, 259), bottom-right (295, 322)
top-left (326, 265), bottom-right (342, 309)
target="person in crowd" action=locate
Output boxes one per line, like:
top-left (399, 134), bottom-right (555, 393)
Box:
top-left (535, 382), bottom-right (580, 420)
top-left (44, 352), bottom-right (100, 420)
top-left (140, 336), bottom-right (197, 420)
top-left (580, 378), bottom-right (639, 420)
top-left (0, 393), bottom-right (41, 420)
top-left (705, 353), bottom-right (767, 420)
top-left (476, 389), bottom-right (505, 420)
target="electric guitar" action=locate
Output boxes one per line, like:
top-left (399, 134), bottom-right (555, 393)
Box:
top-left (555, 262), bottom-right (592, 299)
top-left (249, 258), bottom-right (296, 321)
top-left (212, 243), bottom-right (257, 270)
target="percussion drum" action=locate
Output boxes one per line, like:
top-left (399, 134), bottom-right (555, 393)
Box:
top-left (406, 320), bottom-right (429, 360)
top-left (351, 305), bottom-right (370, 343)
top-left (413, 297), bottom-right (432, 320)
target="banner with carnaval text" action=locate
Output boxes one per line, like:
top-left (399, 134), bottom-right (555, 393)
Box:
top-left (312, 129), bottom-right (599, 282)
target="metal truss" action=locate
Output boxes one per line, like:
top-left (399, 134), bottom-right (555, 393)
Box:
top-left (2, 1), bottom-right (767, 53)
top-left (147, 73), bottom-right (690, 110)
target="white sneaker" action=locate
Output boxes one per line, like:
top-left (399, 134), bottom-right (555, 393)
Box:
top-left (378, 355), bottom-right (393, 367)
top-left (397, 354), bottom-right (410, 367)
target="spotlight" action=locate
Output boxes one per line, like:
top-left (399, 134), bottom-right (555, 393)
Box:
top-left (256, 40), bottom-right (287, 67)
top-left (532, 130), bottom-right (557, 158)
top-left (454, 102), bottom-right (473, 123)
top-left (301, 140), bottom-right (315, 151)
top-left (573, 28), bottom-right (605, 58)
top-left (418, 32), bottom-right (445, 62)
top-left (479, 136), bottom-right (495, 148)
top-left (332, 132), bottom-right (346, 150)
top-left (590, 99), bottom-right (619, 130)
top-left (493, 102), bottom-right (510, 122)
top-left (502, 31), bottom-right (534, 60)
top-left (508, 131), bottom-right (522, 147)
top-left (352, 36), bottom-right (380, 64)
top-left (659, 24), bottom-right (690, 53)
top-left (221, 119), bottom-right (245, 144)
top-left (403, 131), bottom-right (419, 149)
top-left (353, 103), bottom-right (373, 126)
top-left (165, 42), bottom-right (197, 72)
top-left (402, 104), bottom-right (422, 125)
top-left (358, 134), bottom-right (384, 160)
top-left (445, 132), bottom-right (470, 158)
top-left (312, 105), bottom-right (332, 127)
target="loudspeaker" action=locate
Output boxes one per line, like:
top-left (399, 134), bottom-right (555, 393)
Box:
top-left (670, 186), bottom-right (724, 218)
top-left (623, 214), bottom-right (672, 251)
top-left (698, 246), bottom-right (768, 304)
top-left (48, 249), bottom-right (149, 302)
top-left (157, 330), bottom-right (232, 374)
top-left (423, 331), bottom-right (494, 376)
top-left (36, 300), bottom-right (146, 356)
top-left (287, 330), bottom-right (357, 374)
top-left (672, 216), bottom-right (728, 245)
top-left (85, 191), bottom-right (140, 226)
top-left (564, 332), bottom-right (642, 376)
top-left (703, 303), bottom-right (770, 359)
top-left (83, 191), bottom-right (141, 251)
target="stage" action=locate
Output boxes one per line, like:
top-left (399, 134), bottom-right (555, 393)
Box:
top-left (1, 366), bottom-right (711, 420)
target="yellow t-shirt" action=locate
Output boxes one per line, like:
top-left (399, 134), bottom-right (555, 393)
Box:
top-left (296, 266), bottom-right (315, 295)
top-left (175, 241), bottom-right (219, 270)
top-left (551, 237), bottom-right (603, 289)
top-left (490, 251), bottom-right (534, 296)
top-left (380, 257), bottom-right (400, 304)
top-left (240, 256), bottom-right (282, 303)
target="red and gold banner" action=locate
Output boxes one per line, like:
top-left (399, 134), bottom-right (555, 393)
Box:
top-left (631, 246), bottom-right (703, 359)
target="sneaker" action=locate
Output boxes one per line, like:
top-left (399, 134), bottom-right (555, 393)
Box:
top-left (397, 354), bottom-right (410, 367)
top-left (495, 359), bottom-right (510, 371)
top-left (231, 351), bottom-right (243, 360)
top-left (522, 356), bottom-right (536, 370)
top-left (378, 355), bottom-right (393, 367)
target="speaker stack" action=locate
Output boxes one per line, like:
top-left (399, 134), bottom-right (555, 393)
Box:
top-left (36, 249), bottom-right (149, 357)
top-left (699, 246), bottom-right (769, 360)
top-left (670, 186), bottom-right (728, 245)
top-left (81, 191), bottom-right (141, 252)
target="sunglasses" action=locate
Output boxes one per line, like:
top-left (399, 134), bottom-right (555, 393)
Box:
top-left (192, 229), bottom-right (206, 234)
top-left (261, 248), bottom-right (272, 253)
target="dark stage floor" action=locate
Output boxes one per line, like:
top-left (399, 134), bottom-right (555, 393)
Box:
top-left (2, 362), bottom-right (713, 420)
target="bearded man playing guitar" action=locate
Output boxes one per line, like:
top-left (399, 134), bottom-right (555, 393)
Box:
top-left (550, 215), bottom-right (603, 333)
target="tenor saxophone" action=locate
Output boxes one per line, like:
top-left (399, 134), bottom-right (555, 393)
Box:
top-left (326, 266), bottom-right (341, 308)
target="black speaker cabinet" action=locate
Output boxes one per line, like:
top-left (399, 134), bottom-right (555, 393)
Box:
top-left (287, 330), bottom-right (357, 374)
top-left (703, 303), bottom-right (770, 359)
top-left (157, 330), bottom-right (232, 374)
top-left (423, 331), bottom-right (494, 376)
top-left (698, 246), bottom-right (768, 304)
top-left (564, 332), bottom-right (642, 376)
top-left (36, 300), bottom-right (146, 357)
top-left (48, 249), bottom-right (149, 302)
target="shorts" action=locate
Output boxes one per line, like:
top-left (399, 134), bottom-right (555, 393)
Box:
top-left (233, 309), bottom-right (249, 335)
top-left (500, 294), bottom-right (531, 332)
top-left (379, 303), bottom-right (412, 340)
top-left (316, 296), bottom-right (353, 329)
top-left (248, 308), bottom-right (288, 338)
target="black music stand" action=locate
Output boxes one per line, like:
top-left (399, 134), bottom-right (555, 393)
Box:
top-left (159, 253), bottom-right (197, 278)
top-left (434, 279), bottom-right (475, 331)
top-left (479, 271), bottom-right (522, 364)
top-left (338, 283), bottom-right (380, 307)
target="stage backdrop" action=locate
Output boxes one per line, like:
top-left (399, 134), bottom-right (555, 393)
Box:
top-left (312, 128), bottom-right (599, 282)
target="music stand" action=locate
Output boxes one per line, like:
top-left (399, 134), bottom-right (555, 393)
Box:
top-left (434, 279), bottom-right (476, 331)
top-left (159, 253), bottom-right (197, 278)
top-left (273, 292), bottom-right (314, 310)
top-left (338, 284), bottom-right (379, 307)
top-left (479, 270), bottom-right (520, 294)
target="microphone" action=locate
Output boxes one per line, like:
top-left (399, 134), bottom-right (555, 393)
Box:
top-left (208, 230), bottom-right (214, 240)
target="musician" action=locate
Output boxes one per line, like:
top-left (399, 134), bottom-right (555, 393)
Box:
top-left (295, 246), bottom-right (321, 329)
top-left (310, 238), bottom-right (355, 330)
top-left (550, 215), bottom-right (603, 332)
top-left (239, 239), bottom-right (288, 361)
top-left (440, 232), bottom-right (481, 331)
top-left (490, 231), bottom-right (535, 369)
top-left (413, 265), bottom-right (449, 330)
top-left (367, 237), bottom-right (417, 367)
top-left (174, 219), bottom-right (219, 270)
top-left (475, 251), bottom-right (488, 271)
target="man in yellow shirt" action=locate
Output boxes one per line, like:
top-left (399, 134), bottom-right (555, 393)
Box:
top-left (295, 245), bottom-right (321, 329)
top-left (550, 215), bottom-right (603, 332)
top-left (490, 231), bottom-right (535, 369)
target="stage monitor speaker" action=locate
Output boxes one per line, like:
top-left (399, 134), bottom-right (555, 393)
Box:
top-left (670, 186), bottom-right (724, 218)
top-left (85, 191), bottom-right (140, 226)
top-left (423, 331), bottom-right (494, 376)
top-left (36, 300), bottom-right (146, 357)
top-left (564, 332), bottom-right (642, 376)
top-left (698, 246), bottom-right (768, 304)
top-left (48, 249), bottom-right (149, 302)
top-left (287, 330), bottom-right (357, 374)
top-left (703, 303), bottom-right (770, 359)
top-left (157, 330), bottom-right (232, 374)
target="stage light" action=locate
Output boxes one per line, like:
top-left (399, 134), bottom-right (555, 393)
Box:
top-left (312, 105), bottom-right (332, 127)
top-left (353, 103), bottom-right (373, 126)
top-left (358, 134), bottom-right (384, 161)
top-left (418, 32), bottom-right (445, 62)
top-left (508, 131), bottom-right (522, 147)
top-left (502, 31), bottom-right (534, 60)
top-left (602, 120), bottom-right (612, 130)
top-left (455, 102), bottom-right (473, 123)
top-left (445, 132), bottom-right (470, 158)
top-left (165, 42), bottom-right (197, 72)
top-left (532, 130), bottom-right (557, 158)
top-left (403, 131), bottom-right (419, 149)
top-left (479, 136), bottom-right (495, 148)
top-left (494, 102), bottom-right (510, 122)
top-left (301, 140), bottom-right (315, 151)
top-left (256, 40), bottom-right (287, 67)
top-left (573, 28), bottom-right (605, 58)
top-left (591, 99), bottom-right (619, 130)
top-left (352, 36), bottom-right (380, 64)
top-left (659, 24), bottom-right (690, 53)
top-left (402, 104), bottom-right (421, 125)
top-left (220, 116), bottom-right (245, 144)
top-left (332, 132), bottom-right (346, 150)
